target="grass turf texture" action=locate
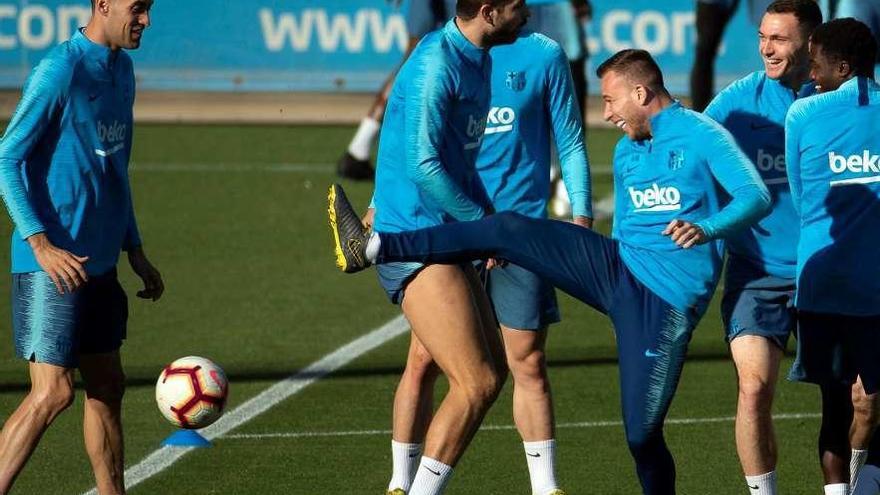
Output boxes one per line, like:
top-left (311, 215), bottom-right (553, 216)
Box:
top-left (0, 125), bottom-right (824, 494)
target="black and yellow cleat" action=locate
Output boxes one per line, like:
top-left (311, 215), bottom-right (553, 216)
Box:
top-left (328, 183), bottom-right (371, 273)
top-left (386, 490), bottom-right (406, 495)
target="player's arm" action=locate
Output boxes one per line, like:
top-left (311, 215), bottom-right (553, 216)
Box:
top-left (702, 82), bottom-right (733, 125)
top-left (666, 125), bottom-right (771, 248)
top-left (0, 60), bottom-right (92, 292)
top-left (545, 44), bottom-right (593, 226)
top-left (784, 102), bottom-right (805, 214)
top-left (404, 56), bottom-right (486, 221)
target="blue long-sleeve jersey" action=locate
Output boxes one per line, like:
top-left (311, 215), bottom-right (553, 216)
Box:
top-left (613, 102), bottom-right (771, 312)
top-left (786, 77), bottom-right (880, 316)
top-left (373, 19), bottom-right (492, 233)
top-left (0, 29), bottom-right (140, 275)
top-left (479, 31), bottom-right (591, 219)
top-left (705, 71), bottom-right (815, 278)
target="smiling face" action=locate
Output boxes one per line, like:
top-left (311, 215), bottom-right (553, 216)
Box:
top-left (809, 41), bottom-right (848, 93)
top-left (600, 70), bottom-right (650, 141)
top-left (98, 0), bottom-right (153, 50)
top-left (758, 12), bottom-right (810, 86)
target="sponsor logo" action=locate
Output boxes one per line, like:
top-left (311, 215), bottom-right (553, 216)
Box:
top-left (756, 149), bottom-right (786, 172)
top-left (464, 114), bottom-right (487, 150)
top-left (644, 349), bottom-right (662, 358)
top-left (97, 120), bottom-right (126, 144)
top-left (505, 71), bottom-right (525, 92)
top-left (484, 106), bottom-right (516, 135)
top-left (526, 452), bottom-right (541, 458)
top-left (828, 151), bottom-right (880, 187)
top-left (628, 183), bottom-right (681, 212)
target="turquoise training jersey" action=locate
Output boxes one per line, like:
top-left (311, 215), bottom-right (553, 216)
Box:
top-left (705, 71), bottom-right (815, 279)
top-left (479, 31), bottom-right (591, 219)
top-left (0, 29), bottom-right (140, 275)
top-left (373, 19), bottom-right (492, 233)
top-left (786, 76), bottom-right (880, 316)
top-left (612, 102), bottom-right (770, 313)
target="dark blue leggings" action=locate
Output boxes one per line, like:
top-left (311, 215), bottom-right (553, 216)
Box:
top-left (378, 212), bottom-right (694, 494)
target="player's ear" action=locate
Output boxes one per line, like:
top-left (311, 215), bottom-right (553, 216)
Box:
top-left (632, 84), bottom-right (649, 106)
top-left (838, 60), bottom-right (853, 79)
top-left (479, 3), bottom-right (496, 26)
top-left (95, 0), bottom-right (111, 16)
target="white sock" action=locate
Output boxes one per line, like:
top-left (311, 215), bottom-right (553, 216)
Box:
top-left (851, 450), bottom-right (869, 494)
top-left (409, 457), bottom-right (453, 495)
top-left (825, 483), bottom-right (849, 495)
top-left (347, 117), bottom-right (381, 161)
top-left (524, 439), bottom-right (559, 495)
top-left (365, 232), bottom-right (381, 262)
top-left (853, 464), bottom-right (880, 495)
top-left (745, 471), bottom-right (777, 495)
top-left (387, 440), bottom-right (422, 492)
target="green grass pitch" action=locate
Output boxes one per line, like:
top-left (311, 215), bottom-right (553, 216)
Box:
top-left (0, 125), bottom-right (825, 494)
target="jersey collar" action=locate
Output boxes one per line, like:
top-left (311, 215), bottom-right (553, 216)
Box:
top-left (647, 100), bottom-right (684, 138)
top-left (444, 19), bottom-right (487, 67)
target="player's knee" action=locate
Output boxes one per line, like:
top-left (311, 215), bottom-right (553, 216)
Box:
top-left (737, 376), bottom-right (774, 414)
top-left (852, 390), bottom-right (880, 427)
top-left (459, 370), bottom-right (504, 409)
top-left (625, 428), bottom-right (665, 461)
top-left (405, 344), bottom-right (438, 380)
top-left (86, 377), bottom-right (126, 405)
top-left (29, 381), bottom-right (75, 417)
top-left (508, 349), bottom-right (548, 390)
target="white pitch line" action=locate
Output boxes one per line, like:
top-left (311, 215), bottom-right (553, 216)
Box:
top-left (221, 412), bottom-right (821, 441)
top-left (81, 314), bottom-right (410, 495)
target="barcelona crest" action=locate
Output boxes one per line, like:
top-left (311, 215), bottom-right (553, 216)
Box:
top-left (505, 71), bottom-right (525, 92)
top-left (668, 150), bottom-right (684, 171)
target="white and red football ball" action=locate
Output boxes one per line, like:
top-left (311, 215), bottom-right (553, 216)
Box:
top-left (156, 356), bottom-right (229, 429)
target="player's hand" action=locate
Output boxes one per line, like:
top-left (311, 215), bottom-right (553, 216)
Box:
top-left (128, 247), bottom-right (164, 301)
top-left (485, 258), bottom-right (507, 270)
top-left (361, 207), bottom-right (375, 231)
top-left (662, 220), bottom-right (707, 249)
top-left (572, 215), bottom-right (593, 229)
top-left (28, 233), bottom-right (89, 294)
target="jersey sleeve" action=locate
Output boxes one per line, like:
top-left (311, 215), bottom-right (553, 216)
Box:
top-left (611, 140), bottom-right (627, 239)
top-left (694, 123), bottom-right (771, 239)
top-left (545, 45), bottom-right (592, 218)
top-left (703, 83), bottom-right (733, 125)
top-left (404, 55), bottom-right (485, 222)
top-left (784, 101), bottom-right (806, 214)
top-left (0, 58), bottom-right (71, 238)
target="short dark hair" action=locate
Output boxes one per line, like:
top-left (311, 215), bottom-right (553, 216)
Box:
top-left (456, 0), bottom-right (513, 20)
top-left (811, 18), bottom-right (877, 79)
top-left (596, 49), bottom-right (666, 93)
top-left (765, 0), bottom-right (823, 37)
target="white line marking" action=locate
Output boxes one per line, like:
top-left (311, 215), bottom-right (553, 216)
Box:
top-left (830, 175), bottom-right (880, 187)
top-left (764, 177), bottom-right (789, 185)
top-left (221, 412), bottom-right (821, 441)
top-left (128, 162), bottom-right (616, 175)
top-left (81, 314), bottom-right (410, 495)
top-left (484, 125), bottom-right (513, 135)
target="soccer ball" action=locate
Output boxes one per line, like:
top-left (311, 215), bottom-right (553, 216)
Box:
top-left (155, 356), bottom-right (229, 429)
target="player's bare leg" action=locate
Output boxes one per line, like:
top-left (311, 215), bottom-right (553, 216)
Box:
top-left (820, 384), bottom-right (853, 486)
top-left (849, 376), bottom-right (880, 492)
top-left (80, 351), bottom-right (126, 495)
top-left (730, 336), bottom-right (783, 480)
top-left (502, 325), bottom-right (563, 494)
top-left (392, 335), bottom-right (441, 446)
top-left (0, 362), bottom-right (75, 494)
top-left (400, 264), bottom-right (505, 492)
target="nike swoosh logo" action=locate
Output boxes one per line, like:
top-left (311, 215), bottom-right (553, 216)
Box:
top-left (425, 467), bottom-right (441, 476)
top-left (408, 452), bottom-right (420, 458)
top-left (748, 484), bottom-right (759, 490)
top-left (644, 349), bottom-right (662, 358)
top-left (88, 94), bottom-right (99, 102)
top-left (526, 452), bottom-right (541, 458)
top-left (749, 122), bottom-right (774, 131)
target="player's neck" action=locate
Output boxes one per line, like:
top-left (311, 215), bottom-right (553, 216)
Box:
top-left (779, 68), bottom-right (811, 93)
top-left (83, 23), bottom-right (121, 52)
top-left (454, 17), bottom-right (491, 49)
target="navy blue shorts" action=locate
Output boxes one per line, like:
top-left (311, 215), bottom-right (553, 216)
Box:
top-left (12, 269), bottom-right (128, 368)
top-left (789, 311), bottom-right (880, 394)
top-left (721, 257), bottom-right (796, 349)
top-left (476, 261), bottom-right (560, 331)
top-left (376, 261), bottom-right (425, 305)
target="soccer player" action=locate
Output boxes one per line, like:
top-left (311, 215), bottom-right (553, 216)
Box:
top-left (0, 0), bottom-right (162, 494)
top-left (784, 17), bottom-right (880, 495)
top-left (702, 1), bottom-right (821, 492)
top-left (330, 49), bottom-right (771, 493)
top-left (331, 2), bottom-right (529, 494)
top-left (382, 28), bottom-right (592, 495)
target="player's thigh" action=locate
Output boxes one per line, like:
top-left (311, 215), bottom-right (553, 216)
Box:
top-left (462, 263), bottom-right (506, 373)
top-left (401, 264), bottom-right (496, 383)
top-left (482, 261), bottom-right (559, 333)
top-left (77, 269), bottom-right (128, 358)
top-left (28, 360), bottom-right (75, 396)
top-left (79, 350), bottom-right (125, 399)
top-left (730, 335), bottom-right (784, 389)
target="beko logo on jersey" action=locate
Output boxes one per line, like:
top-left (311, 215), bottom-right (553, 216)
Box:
top-left (97, 120), bottom-right (126, 143)
top-left (484, 107), bottom-right (516, 135)
top-left (756, 149), bottom-right (785, 172)
top-left (629, 183), bottom-right (681, 212)
top-left (828, 151), bottom-right (880, 173)
top-left (464, 114), bottom-right (486, 150)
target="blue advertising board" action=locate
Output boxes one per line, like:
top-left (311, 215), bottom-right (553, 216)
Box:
top-left (0, 0), bottom-right (769, 94)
